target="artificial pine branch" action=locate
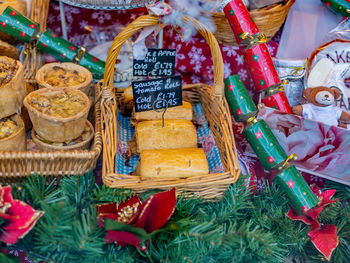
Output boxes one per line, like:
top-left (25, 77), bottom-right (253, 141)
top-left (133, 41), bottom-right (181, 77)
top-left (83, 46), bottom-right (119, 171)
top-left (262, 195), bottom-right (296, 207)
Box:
top-left (3, 173), bottom-right (350, 263)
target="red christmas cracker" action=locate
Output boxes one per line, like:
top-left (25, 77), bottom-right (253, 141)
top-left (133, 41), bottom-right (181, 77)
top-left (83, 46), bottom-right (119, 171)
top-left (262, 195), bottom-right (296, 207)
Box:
top-left (243, 43), bottom-right (280, 91)
top-left (262, 91), bottom-right (292, 114)
top-left (222, 0), bottom-right (260, 45)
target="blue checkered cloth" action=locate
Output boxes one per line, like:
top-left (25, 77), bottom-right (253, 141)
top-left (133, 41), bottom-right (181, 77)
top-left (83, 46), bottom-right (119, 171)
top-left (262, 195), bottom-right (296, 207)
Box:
top-left (115, 103), bottom-right (224, 174)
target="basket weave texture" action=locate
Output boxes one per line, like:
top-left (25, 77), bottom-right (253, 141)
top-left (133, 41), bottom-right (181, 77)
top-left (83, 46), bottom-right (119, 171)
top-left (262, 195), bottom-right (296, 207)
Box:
top-left (0, 0), bottom-right (102, 182)
top-left (101, 15), bottom-right (241, 200)
top-left (0, 85), bottom-right (102, 181)
top-left (213, 0), bottom-right (295, 46)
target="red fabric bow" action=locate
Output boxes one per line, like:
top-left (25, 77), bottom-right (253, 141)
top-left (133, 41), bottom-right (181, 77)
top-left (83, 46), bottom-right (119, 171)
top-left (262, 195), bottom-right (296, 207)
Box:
top-left (97, 188), bottom-right (176, 250)
top-left (287, 185), bottom-right (339, 261)
top-left (0, 186), bottom-right (43, 244)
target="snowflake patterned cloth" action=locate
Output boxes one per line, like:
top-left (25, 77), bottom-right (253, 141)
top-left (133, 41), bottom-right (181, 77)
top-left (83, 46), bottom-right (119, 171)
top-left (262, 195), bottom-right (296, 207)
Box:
top-left (115, 103), bottom-right (224, 175)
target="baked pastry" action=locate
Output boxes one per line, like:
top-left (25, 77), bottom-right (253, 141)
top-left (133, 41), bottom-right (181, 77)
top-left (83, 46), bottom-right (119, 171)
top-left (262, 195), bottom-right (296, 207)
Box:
top-left (0, 56), bottom-right (26, 119)
top-left (31, 120), bottom-right (94, 151)
top-left (0, 114), bottom-right (26, 151)
top-left (36, 63), bottom-right (92, 95)
top-left (136, 148), bottom-right (209, 178)
top-left (0, 40), bottom-right (20, 59)
top-left (133, 101), bottom-right (193, 122)
top-left (133, 120), bottom-right (197, 153)
top-left (24, 87), bottom-right (91, 142)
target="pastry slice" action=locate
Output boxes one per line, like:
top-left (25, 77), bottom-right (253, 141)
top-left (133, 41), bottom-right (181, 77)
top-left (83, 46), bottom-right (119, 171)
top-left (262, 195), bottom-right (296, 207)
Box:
top-left (134, 119), bottom-right (197, 153)
top-left (137, 148), bottom-right (209, 178)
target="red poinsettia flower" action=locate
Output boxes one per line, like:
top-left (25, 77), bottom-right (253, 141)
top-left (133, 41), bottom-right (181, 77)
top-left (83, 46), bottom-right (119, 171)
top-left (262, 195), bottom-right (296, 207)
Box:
top-left (287, 184), bottom-right (339, 261)
top-left (97, 188), bottom-right (176, 250)
top-left (0, 186), bottom-right (43, 244)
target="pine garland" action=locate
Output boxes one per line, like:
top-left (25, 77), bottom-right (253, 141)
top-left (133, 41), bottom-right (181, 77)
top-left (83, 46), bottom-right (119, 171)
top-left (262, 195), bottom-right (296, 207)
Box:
top-left (1, 172), bottom-right (349, 263)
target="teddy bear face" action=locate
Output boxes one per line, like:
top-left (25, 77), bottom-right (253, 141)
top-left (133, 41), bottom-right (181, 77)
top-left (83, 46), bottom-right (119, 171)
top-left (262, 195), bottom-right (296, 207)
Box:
top-left (315, 90), bottom-right (334, 105)
top-left (303, 86), bottom-right (341, 107)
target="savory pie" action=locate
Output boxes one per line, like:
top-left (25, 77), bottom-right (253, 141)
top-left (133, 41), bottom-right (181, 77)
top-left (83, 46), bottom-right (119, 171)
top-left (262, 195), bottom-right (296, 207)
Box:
top-left (24, 87), bottom-right (91, 142)
top-left (36, 63), bottom-right (92, 95)
top-left (32, 120), bottom-right (94, 151)
top-left (0, 114), bottom-right (26, 151)
top-left (0, 56), bottom-right (26, 119)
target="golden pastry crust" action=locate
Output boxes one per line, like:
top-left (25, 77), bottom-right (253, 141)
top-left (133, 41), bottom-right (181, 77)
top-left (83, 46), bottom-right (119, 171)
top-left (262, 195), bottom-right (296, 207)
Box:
top-left (36, 63), bottom-right (92, 95)
top-left (0, 40), bottom-right (20, 59)
top-left (24, 87), bottom-right (91, 142)
top-left (28, 89), bottom-right (87, 118)
top-left (137, 148), bottom-right (209, 178)
top-left (0, 114), bottom-right (26, 151)
top-left (133, 101), bottom-right (193, 122)
top-left (31, 120), bottom-right (94, 151)
top-left (0, 56), bottom-right (26, 119)
top-left (135, 120), bottom-right (197, 153)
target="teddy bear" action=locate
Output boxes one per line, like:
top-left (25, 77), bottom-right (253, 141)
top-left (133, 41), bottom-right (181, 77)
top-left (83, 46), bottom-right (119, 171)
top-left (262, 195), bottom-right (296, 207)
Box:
top-left (292, 86), bottom-right (350, 128)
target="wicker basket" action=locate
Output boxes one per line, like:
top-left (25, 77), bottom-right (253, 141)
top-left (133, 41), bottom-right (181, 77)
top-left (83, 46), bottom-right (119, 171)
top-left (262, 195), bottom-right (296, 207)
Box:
top-left (101, 15), bottom-right (241, 199)
top-left (0, 0), bottom-right (102, 182)
top-left (213, 0), bottom-right (295, 46)
top-left (0, 84), bottom-right (102, 181)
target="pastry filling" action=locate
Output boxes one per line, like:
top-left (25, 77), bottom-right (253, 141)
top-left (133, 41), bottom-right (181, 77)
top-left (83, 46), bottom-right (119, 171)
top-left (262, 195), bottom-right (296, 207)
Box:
top-left (44, 66), bottom-right (86, 87)
top-left (0, 60), bottom-right (19, 86)
top-left (0, 117), bottom-right (19, 139)
top-left (29, 91), bottom-right (87, 118)
top-left (36, 123), bottom-right (92, 146)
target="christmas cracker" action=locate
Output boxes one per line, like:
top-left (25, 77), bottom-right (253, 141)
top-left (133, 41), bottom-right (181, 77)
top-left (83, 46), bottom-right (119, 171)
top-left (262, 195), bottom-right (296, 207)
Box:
top-left (225, 74), bottom-right (318, 214)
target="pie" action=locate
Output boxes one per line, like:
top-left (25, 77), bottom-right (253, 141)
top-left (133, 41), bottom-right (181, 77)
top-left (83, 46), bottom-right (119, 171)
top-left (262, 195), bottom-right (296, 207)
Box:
top-left (0, 56), bottom-right (26, 119)
top-left (0, 114), bottom-right (26, 151)
top-left (36, 62), bottom-right (92, 95)
top-left (31, 120), bottom-right (94, 151)
top-left (24, 87), bottom-right (91, 142)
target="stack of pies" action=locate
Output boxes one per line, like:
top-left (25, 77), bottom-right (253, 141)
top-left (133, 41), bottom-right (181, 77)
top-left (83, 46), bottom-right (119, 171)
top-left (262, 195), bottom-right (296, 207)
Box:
top-left (0, 56), bottom-right (26, 151)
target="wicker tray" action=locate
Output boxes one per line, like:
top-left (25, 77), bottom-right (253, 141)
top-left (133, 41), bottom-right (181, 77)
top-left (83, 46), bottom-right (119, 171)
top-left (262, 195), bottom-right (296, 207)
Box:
top-left (213, 0), bottom-right (295, 46)
top-left (101, 15), bottom-right (241, 199)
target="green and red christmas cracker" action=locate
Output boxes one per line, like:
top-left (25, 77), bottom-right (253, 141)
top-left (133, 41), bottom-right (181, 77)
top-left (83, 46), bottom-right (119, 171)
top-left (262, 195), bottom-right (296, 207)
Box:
top-left (224, 74), bottom-right (258, 122)
top-left (274, 164), bottom-right (319, 215)
top-left (79, 51), bottom-right (106, 80)
top-left (37, 29), bottom-right (79, 63)
top-left (0, 7), bottom-right (39, 43)
top-left (321, 0), bottom-right (350, 17)
top-left (243, 118), bottom-right (288, 170)
top-left (0, 6), bottom-right (105, 80)
top-left (225, 74), bottom-right (318, 215)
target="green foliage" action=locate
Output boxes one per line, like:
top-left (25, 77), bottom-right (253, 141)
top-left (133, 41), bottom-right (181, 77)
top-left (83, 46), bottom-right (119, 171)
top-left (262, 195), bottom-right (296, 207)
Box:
top-left (2, 173), bottom-right (349, 263)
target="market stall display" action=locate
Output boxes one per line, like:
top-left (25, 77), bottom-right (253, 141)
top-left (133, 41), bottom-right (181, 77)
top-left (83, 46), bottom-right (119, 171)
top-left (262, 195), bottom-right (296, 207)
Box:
top-left (0, 1), bottom-right (348, 262)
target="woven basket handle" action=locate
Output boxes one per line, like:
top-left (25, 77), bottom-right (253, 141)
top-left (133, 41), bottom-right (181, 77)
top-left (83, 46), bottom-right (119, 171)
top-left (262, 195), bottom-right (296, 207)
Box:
top-left (103, 15), bottom-right (224, 97)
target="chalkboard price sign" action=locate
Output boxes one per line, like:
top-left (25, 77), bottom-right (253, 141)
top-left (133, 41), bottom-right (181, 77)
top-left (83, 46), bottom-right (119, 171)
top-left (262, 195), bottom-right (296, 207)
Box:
top-left (133, 49), bottom-right (176, 77)
top-left (132, 76), bottom-right (182, 112)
